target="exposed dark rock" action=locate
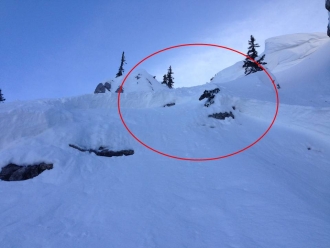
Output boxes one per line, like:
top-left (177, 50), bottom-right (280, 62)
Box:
top-left (163, 103), bottom-right (175, 107)
top-left (0, 163), bottom-right (53, 181)
top-left (94, 82), bottom-right (111, 94)
top-left (277, 84), bottom-right (281, 89)
top-left (69, 144), bottom-right (134, 157)
top-left (199, 88), bottom-right (220, 107)
top-left (199, 88), bottom-right (220, 101)
top-left (94, 83), bottom-right (106, 94)
top-left (104, 82), bottom-right (111, 91)
top-left (97, 149), bottom-right (134, 157)
top-left (232, 106), bottom-right (236, 110)
top-left (208, 111), bottom-right (235, 120)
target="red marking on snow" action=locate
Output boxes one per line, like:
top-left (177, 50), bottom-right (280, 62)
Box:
top-left (117, 43), bottom-right (279, 161)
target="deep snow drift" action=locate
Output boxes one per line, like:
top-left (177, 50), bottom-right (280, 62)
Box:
top-left (0, 33), bottom-right (329, 248)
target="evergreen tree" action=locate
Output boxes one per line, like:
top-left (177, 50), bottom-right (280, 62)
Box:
top-left (242, 35), bottom-right (267, 75)
top-left (161, 74), bottom-right (168, 85)
top-left (116, 51), bottom-right (126, 78)
top-left (0, 89), bottom-right (5, 103)
top-left (166, 66), bottom-right (174, 89)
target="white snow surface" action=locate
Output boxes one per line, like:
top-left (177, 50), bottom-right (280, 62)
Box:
top-left (0, 33), bottom-right (330, 248)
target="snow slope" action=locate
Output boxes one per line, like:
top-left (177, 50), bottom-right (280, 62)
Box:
top-left (0, 33), bottom-right (330, 248)
top-left (213, 32), bottom-right (329, 84)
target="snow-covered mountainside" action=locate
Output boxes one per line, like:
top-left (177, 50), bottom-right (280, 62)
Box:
top-left (213, 33), bottom-right (330, 107)
top-left (213, 32), bottom-right (329, 83)
top-left (0, 33), bottom-right (329, 248)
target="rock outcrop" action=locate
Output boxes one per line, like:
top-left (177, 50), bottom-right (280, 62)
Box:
top-left (0, 163), bottom-right (53, 181)
top-left (208, 112), bottom-right (235, 120)
top-left (94, 82), bottom-right (111, 94)
top-left (104, 82), bottom-right (111, 91)
top-left (163, 103), bottom-right (175, 107)
top-left (199, 88), bottom-right (220, 107)
top-left (94, 83), bottom-right (106, 94)
top-left (69, 144), bottom-right (134, 157)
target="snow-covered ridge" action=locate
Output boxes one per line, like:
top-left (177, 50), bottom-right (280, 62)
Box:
top-left (264, 33), bottom-right (329, 72)
top-left (213, 33), bottom-right (329, 83)
top-left (96, 68), bottom-right (169, 93)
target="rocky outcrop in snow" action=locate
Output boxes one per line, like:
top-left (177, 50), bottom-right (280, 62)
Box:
top-left (199, 88), bottom-right (220, 107)
top-left (163, 103), bottom-right (175, 107)
top-left (0, 163), bottom-right (53, 181)
top-left (94, 82), bottom-right (111, 94)
top-left (208, 112), bottom-right (235, 120)
top-left (94, 83), bottom-right (106, 94)
top-left (69, 144), bottom-right (134, 157)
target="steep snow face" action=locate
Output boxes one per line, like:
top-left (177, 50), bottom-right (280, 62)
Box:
top-left (272, 39), bottom-right (330, 106)
top-left (211, 33), bottom-right (330, 107)
top-left (213, 33), bottom-right (329, 83)
top-left (264, 33), bottom-right (329, 72)
top-left (100, 68), bottom-right (169, 93)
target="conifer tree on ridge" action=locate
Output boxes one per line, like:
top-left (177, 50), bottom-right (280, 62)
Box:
top-left (242, 35), bottom-right (267, 75)
top-left (116, 52), bottom-right (126, 78)
top-left (0, 89), bottom-right (5, 103)
top-left (166, 66), bottom-right (174, 89)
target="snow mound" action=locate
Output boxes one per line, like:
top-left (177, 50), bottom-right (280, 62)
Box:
top-left (99, 68), bottom-right (169, 93)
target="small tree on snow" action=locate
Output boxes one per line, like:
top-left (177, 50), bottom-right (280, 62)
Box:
top-left (161, 74), bottom-right (168, 85)
top-left (242, 35), bottom-right (267, 75)
top-left (116, 51), bottom-right (126, 78)
top-left (166, 66), bottom-right (174, 88)
top-left (0, 89), bottom-right (5, 103)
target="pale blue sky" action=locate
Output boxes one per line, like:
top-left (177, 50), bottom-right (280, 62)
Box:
top-left (0, 0), bottom-right (327, 102)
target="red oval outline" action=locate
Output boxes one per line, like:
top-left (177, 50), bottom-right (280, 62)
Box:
top-left (117, 43), bottom-right (279, 161)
